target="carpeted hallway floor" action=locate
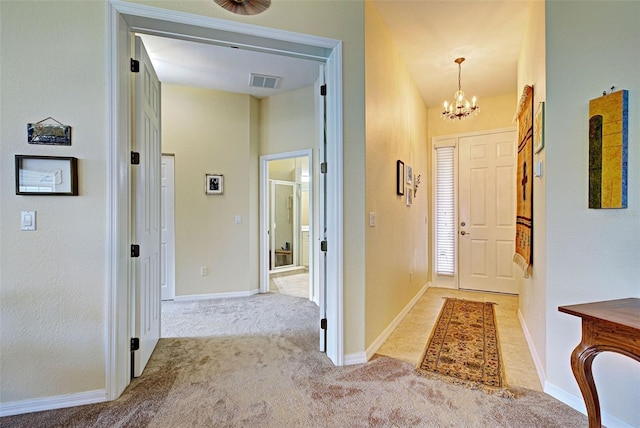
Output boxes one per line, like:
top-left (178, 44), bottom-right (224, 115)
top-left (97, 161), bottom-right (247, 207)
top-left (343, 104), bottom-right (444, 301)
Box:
top-left (0, 291), bottom-right (587, 427)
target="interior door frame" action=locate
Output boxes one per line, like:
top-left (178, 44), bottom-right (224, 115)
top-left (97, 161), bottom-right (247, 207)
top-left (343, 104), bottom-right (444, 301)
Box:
top-left (107, 0), bottom-right (344, 400)
top-left (260, 150), bottom-right (313, 288)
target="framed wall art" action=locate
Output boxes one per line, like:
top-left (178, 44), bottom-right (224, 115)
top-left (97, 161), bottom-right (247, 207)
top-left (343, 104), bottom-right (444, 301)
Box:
top-left (27, 117), bottom-right (71, 146)
top-left (406, 186), bottom-right (413, 206)
top-left (205, 173), bottom-right (224, 195)
top-left (589, 90), bottom-right (628, 209)
top-left (15, 155), bottom-right (78, 195)
top-left (533, 101), bottom-right (545, 154)
top-left (406, 165), bottom-right (413, 185)
top-left (396, 160), bottom-right (404, 195)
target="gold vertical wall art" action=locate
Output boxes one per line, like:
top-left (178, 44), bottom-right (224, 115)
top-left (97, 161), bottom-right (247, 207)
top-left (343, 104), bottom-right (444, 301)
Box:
top-left (589, 90), bottom-right (628, 209)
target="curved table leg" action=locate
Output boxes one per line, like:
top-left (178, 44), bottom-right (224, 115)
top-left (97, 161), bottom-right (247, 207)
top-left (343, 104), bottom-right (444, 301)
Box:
top-left (570, 343), bottom-right (601, 428)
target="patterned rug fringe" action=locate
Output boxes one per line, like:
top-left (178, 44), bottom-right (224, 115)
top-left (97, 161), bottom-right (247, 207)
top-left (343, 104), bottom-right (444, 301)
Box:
top-left (415, 368), bottom-right (515, 399)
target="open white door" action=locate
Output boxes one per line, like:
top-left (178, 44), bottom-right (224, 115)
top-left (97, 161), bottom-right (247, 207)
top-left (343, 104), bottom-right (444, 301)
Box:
top-left (458, 130), bottom-right (518, 294)
top-left (132, 36), bottom-right (162, 377)
top-left (161, 154), bottom-right (175, 301)
top-left (316, 64), bottom-right (327, 353)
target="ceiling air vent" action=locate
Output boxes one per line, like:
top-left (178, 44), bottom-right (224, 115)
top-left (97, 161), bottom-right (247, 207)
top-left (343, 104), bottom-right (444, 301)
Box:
top-left (249, 73), bottom-right (280, 89)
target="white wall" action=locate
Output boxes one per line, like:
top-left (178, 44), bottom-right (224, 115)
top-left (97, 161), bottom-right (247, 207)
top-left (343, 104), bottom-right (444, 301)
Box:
top-left (161, 84), bottom-right (317, 298)
top-left (428, 93), bottom-right (518, 140)
top-left (161, 84), bottom-right (256, 296)
top-left (260, 86), bottom-right (317, 156)
top-left (364, 2), bottom-right (429, 348)
top-left (516, 0), bottom-right (547, 382)
top-left (545, 2), bottom-right (640, 426)
top-left (260, 86), bottom-right (319, 296)
top-left (0, 1), bottom-right (107, 403)
top-left (0, 0), bottom-right (366, 408)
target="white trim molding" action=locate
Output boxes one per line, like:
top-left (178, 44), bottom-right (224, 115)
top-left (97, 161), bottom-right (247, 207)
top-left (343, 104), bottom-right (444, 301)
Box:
top-left (365, 284), bottom-right (429, 361)
top-left (259, 149), bottom-right (314, 295)
top-left (173, 290), bottom-right (259, 301)
top-left (107, 2), bottom-right (345, 402)
top-left (343, 353), bottom-right (368, 366)
top-left (517, 309), bottom-right (546, 388)
top-left (0, 390), bottom-right (107, 418)
top-left (544, 382), bottom-right (634, 428)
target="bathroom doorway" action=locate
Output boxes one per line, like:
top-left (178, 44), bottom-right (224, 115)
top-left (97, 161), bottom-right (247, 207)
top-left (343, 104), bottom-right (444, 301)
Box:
top-left (261, 151), bottom-right (315, 302)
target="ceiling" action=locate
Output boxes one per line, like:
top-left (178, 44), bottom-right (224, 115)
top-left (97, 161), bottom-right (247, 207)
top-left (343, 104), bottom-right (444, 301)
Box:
top-left (140, 0), bottom-right (532, 108)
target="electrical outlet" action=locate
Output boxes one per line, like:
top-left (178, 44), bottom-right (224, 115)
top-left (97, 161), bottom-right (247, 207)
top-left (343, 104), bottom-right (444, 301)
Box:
top-left (200, 266), bottom-right (208, 276)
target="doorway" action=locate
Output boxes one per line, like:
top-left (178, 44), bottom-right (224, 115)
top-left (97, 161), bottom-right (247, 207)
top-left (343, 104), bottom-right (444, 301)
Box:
top-left (432, 128), bottom-right (518, 294)
top-left (108, 1), bottom-right (344, 400)
top-left (262, 152), bottom-right (315, 302)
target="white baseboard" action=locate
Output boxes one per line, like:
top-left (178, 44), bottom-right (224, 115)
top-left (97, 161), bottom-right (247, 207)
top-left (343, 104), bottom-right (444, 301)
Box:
top-left (343, 352), bottom-right (367, 366)
top-left (365, 283), bottom-right (429, 361)
top-left (517, 308), bottom-right (546, 388)
top-left (0, 389), bottom-right (107, 417)
top-left (544, 382), bottom-right (634, 428)
top-left (173, 289), bottom-right (259, 301)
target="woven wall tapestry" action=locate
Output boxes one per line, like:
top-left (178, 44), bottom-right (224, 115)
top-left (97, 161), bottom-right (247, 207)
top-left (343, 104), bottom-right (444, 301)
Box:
top-left (514, 85), bottom-right (533, 277)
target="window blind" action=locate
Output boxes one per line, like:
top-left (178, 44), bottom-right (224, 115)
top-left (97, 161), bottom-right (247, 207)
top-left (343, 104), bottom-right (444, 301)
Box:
top-left (435, 146), bottom-right (455, 275)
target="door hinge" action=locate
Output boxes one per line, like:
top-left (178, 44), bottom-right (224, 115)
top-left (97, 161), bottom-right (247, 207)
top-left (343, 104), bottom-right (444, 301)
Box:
top-left (131, 151), bottom-right (140, 165)
top-left (320, 318), bottom-right (327, 330)
top-left (131, 244), bottom-right (140, 258)
top-left (320, 240), bottom-right (327, 252)
top-left (320, 162), bottom-right (327, 174)
top-left (130, 337), bottom-right (140, 351)
top-left (320, 84), bottom-right (327, 96)
top-left (130, 59), bottom-right (140, 73)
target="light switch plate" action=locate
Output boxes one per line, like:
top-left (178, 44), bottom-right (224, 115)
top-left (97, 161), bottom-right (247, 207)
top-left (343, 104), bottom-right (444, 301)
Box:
top-left (369, 212), bottom-right (376, 227)
top-left (535, 160), bottom-right (543, 178)
top-left (21, 211), bottom-right (36, 231)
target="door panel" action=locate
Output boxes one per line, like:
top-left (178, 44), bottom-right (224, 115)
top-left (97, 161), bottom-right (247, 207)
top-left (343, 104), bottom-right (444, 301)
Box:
top-left (161, 155), bottom-right (175, 301)
top-left (459, 130), bottom-right (517, 294)
top-left (133, 36), bottom-right (161, 377)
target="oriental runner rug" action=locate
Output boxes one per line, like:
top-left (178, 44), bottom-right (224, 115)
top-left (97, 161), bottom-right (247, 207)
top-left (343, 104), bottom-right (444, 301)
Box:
top-left (417, 298), bottom-right (512, 398)
top-left (514, 84), bottom-right (534, 277)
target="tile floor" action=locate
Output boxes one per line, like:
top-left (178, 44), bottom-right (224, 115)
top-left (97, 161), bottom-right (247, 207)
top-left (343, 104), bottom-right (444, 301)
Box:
top-left (376, 287), bottom-right (543, 391)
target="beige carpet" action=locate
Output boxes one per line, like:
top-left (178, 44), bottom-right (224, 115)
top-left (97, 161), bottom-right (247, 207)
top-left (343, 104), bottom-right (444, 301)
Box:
top-left (0, 293), bottom-right (587, 427)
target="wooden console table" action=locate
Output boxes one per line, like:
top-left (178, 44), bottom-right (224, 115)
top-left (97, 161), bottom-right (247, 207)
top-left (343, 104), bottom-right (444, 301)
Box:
top-left (558, 298), bottom-right (640, 428)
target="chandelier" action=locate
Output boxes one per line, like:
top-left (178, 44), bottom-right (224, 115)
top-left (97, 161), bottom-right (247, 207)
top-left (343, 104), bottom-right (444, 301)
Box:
top-left (442, 57), bottom-right (479, 121)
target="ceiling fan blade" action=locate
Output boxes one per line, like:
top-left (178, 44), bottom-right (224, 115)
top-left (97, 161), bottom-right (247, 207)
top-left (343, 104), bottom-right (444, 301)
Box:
top-left (214, 0), bottom-right (271, 15)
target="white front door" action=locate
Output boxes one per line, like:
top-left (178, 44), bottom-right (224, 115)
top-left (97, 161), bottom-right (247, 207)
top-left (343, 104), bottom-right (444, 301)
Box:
top-left (458, 130), bottom-right (518, 294)
top-left (133, 36), bottom-right (162, 377)
top-left (161, 155), bottom-right (175, 301)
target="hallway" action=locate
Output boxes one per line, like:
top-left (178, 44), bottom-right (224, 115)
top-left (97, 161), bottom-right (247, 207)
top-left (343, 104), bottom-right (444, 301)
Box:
top-left (377, 287), bottom-right (542, 391)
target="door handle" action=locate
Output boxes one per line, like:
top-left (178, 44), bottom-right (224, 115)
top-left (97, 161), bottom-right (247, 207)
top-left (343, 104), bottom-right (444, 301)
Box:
top-left (460, 231), bottom-right (470, 236)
